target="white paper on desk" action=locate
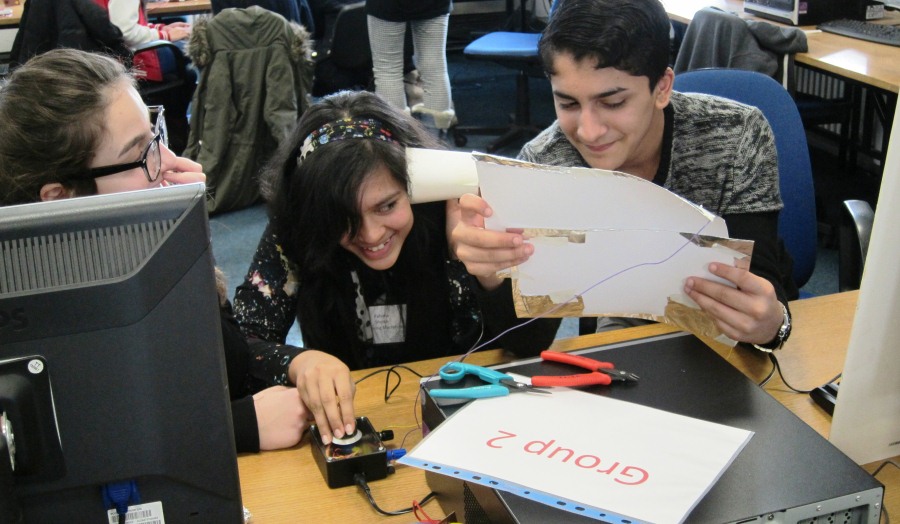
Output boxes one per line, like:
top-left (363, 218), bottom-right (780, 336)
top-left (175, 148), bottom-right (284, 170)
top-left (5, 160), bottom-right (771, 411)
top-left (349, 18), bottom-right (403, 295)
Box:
top-left (400, 387), bottom-right (753, 523)
top-left (474, 155), bottom-right (753, 344)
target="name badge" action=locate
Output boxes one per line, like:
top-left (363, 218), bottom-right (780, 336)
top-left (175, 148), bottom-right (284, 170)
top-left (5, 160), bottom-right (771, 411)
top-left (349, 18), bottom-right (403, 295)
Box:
top-left (369, 304), bottom-right (406, 345)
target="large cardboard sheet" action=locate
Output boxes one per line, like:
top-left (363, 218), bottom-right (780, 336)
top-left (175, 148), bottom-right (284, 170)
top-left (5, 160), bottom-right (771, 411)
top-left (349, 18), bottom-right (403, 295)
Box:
top-left (475, 155), bottom-right (753, 345)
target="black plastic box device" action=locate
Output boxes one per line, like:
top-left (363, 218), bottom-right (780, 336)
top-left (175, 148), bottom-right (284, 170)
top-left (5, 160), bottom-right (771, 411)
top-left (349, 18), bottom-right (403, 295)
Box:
top-left (310, 417), bottom-right (390, 489)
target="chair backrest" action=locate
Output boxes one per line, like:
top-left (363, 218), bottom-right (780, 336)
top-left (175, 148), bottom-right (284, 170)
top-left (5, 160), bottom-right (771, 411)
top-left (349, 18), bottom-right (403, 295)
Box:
top-left (673, 68), bottom-right (817, 289)
top-left (129, 40), bottom-right (195, 154)
top-left (327, 1), bottom-right (369, 70)
top-left (838, 199), bottom-right (874, 291)
top-left (311, 1), bottom-right (371, 96)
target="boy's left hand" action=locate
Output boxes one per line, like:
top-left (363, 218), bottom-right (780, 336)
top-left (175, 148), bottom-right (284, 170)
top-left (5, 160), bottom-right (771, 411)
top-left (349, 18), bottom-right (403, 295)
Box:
top-left (684, 263), bottom-right (784, 345)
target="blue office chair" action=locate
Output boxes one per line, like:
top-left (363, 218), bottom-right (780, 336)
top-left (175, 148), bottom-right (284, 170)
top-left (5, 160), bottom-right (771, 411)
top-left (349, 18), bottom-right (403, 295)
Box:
top-left (673, 69), bottom-right (818, 292)
top-left (674, 7), bottom-right (856, 169)
top-left (451, 31), bottom-right (544, 152)
top-left (451, 1), bottom-right (557, 152)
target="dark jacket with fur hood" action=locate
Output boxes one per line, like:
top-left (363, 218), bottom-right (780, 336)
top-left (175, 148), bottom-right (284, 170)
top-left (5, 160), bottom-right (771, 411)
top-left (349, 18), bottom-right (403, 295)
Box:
top-left (184, 6), bottom-right (314, 215)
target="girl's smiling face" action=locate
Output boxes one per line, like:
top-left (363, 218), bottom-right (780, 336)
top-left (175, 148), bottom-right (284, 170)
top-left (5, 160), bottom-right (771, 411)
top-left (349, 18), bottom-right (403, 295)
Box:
top-left (339, 165), bottom-right (414, 271)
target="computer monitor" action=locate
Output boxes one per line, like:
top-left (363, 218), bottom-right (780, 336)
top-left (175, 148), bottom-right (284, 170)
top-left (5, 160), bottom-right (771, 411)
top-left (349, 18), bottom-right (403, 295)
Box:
top-left (0, 184), bottom-right (243, 522)
top-left (830, 106), bottom-right (900, 465)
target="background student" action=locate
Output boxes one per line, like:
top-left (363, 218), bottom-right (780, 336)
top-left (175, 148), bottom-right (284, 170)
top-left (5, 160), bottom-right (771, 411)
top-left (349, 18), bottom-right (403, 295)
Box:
top-left (451, 0), bottom-right (795, 351)
top-left (232, 90), bottom-right (557, 445)
top-left (366, 0), bottom-right (455, 128)
top-left (97, 0), bottom-right (197, 153)
top-left (98, 0), bottom-right (192, 83)
top-left (0, 49), bottom-right (309, 452)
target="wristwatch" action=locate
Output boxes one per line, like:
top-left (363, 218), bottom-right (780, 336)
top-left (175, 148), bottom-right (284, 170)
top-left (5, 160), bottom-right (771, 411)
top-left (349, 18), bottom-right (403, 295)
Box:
top-left (752, 302), bottom-right (791, 352)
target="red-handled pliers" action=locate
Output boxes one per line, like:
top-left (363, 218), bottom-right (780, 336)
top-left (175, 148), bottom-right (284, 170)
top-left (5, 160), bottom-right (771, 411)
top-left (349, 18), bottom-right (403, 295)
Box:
top-left (531, 350), bottom-right (640, 387)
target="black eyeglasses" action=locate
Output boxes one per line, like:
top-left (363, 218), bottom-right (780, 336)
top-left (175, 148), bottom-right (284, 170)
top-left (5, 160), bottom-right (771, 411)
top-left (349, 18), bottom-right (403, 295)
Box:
top-left (87, 106), bottom-right (168, 182)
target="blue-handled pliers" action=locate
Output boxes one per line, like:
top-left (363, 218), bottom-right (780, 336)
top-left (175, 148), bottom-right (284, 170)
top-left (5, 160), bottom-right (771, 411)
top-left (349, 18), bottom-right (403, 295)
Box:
top-left (429, 362), bottom-right (552, 400)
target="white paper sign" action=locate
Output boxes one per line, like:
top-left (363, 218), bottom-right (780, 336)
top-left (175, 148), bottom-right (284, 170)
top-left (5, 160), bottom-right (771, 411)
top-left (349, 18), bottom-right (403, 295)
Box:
top-left (401, 387), bottom-right (752, 523)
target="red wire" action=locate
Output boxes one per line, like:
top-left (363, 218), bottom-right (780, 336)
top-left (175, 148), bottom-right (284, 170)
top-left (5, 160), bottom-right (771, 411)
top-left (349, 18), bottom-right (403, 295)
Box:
top-left (412, 500), bottom-right (440, 523)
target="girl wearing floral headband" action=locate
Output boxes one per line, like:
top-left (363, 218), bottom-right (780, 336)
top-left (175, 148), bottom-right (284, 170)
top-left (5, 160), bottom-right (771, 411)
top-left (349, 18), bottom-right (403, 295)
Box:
top-left (233, 90), bottom-right (557, 444)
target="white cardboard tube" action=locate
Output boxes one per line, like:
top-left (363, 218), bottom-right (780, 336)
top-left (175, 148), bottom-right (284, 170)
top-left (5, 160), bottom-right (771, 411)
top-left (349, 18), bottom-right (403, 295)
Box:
top-left (406, 148), bottom-right (479, 203)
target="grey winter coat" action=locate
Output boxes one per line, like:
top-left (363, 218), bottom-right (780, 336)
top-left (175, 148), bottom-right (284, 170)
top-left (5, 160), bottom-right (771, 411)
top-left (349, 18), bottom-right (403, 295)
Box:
top-left (673, 6), bottom-right (808, 78)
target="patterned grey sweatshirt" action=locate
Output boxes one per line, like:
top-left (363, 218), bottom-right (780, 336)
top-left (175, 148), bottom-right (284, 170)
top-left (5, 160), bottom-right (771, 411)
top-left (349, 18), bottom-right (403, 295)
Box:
top-left (519, 91), bottom-right (782, 216)
top-left (518, 90), bottom-right (797, 305)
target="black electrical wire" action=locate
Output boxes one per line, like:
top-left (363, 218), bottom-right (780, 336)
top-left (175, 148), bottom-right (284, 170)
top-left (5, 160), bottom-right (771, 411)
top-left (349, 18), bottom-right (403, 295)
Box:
top-left (353, 472), bottom-right (437, 516)
top-left (762, 353), bottom-right (841, 394)
top-left (872, 459), bottom-right (900, 477)
top-left (756, 356), bottom-right (777, 387)
top-left (348, 368), bottom-right (438, 516)
top-left (354, 365), bottom-right (425, 402)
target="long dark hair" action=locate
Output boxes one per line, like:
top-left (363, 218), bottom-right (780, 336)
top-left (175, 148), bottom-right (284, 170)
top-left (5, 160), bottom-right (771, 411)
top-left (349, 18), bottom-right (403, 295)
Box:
top-left (259, 90), bottom-right (445, 361)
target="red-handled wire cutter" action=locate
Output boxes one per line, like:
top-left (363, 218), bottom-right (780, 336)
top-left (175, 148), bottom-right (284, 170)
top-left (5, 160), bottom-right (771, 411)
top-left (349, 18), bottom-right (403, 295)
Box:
top-left (531, 350), bottom-right (640, 387)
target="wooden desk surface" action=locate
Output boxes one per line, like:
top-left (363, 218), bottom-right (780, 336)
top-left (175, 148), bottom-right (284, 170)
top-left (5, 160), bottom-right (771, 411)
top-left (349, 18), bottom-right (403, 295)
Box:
top-left (662, 0), bottom-right (900, 93)
top-left (238, 291), bottom-right (899, 522)
top-left (796, 30), bottom-right (900, 93)
top-left (145, 0), bottom-right (212, 17)
top-left (0, 1), bottom-right (23, 28)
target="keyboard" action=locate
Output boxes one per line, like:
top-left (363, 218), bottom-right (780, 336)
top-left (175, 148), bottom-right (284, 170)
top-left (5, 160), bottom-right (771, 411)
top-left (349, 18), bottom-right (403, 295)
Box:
top-left (818, 19), bottom-right (900, 47)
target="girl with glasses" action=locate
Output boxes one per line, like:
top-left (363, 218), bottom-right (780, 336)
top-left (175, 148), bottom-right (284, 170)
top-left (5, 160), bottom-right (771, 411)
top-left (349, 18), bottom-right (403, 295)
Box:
top-left (0, 48), bottom-right (309, 453)
top-left (0, 50), bottom-right (201, 204)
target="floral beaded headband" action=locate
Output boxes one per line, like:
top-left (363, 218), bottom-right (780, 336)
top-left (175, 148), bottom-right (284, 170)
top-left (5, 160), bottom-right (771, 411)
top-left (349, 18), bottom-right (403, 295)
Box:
top-left (297, 117), bottom-right (398, 162)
